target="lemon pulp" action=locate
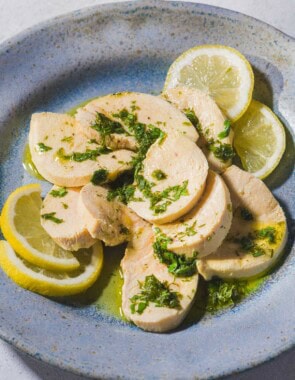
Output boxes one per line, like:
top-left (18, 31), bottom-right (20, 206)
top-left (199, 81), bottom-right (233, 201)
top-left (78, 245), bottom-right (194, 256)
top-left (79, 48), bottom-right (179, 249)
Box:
top-left (233, 100), bottom-right (286, 178)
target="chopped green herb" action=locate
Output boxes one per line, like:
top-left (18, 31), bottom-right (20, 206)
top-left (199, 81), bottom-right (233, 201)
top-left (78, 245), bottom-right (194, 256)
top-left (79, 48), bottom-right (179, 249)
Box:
top-left (61, 136), bottom-right (73, 143)
top-left (56, 147), bottom-right (111, 162)
top-left (130, 274), bottom-right (181, 314)
top-left (152, 169), bottom-right (167, 181)
top-left (185, 222), bottom-right (198, 237)
top-left (236, 236), bottom-right (265, 257)
top-left (238, 235), bottom-right (266, 257)
top-left (135, 174), bottom-right (153, 193)
top-left (252, 249), bottom-right (265, 257)
top-left (107, 171), bottom-right (137, 204)
top-left (91, 112), bottom-right (126, 144)
top-left (88, 139), bottom-right (99, 144)
top-left (233, 226), bottom-right (277, 258)
top-left (41, 212), bottom-right (63, 224)
top-left (240, 208), bottom-right (254, 221)
top-left (184, 109), bottom-right (202, 134)
top-left (50, 187), bottom-right (68, 198)
top-left (91, 169), bottom-right (109, 185)
top-left (255, 226), bottom-right (276, 244)
top-left (71, 150), bottom-right (98, 161)
top-left (119, 225), bottom-right (130, 235)
top-left (218, 120), bottom-right (231, 139)
top-left (177, 221), bottom-right (198, 239)
top-left (206, 278), bottom-right (246, 312)
top-left (130, 101), bottom-right (140, 112)
top-left (155, 180), bottom-right (188, 206)
top-left (36, 143), bottom-right (52, 152)
top-left (207, 141), bottom-right (235, 162)
top-left (113, 108), bottom-right (165, 156)
top-left (239, 236), bottom-right (254, 251)
top-left (107, 184), bottom-right (136, 204)
top-left (135, 176), bottom-right (189, 215)
top-left (153, 228), bottom-right (197, 277)
top-left (62, 203), bottom-right (68, 209)
top-left (156, 180), bottom-right (189, 202)
top-left (73, 148), bottom-right (111, 161)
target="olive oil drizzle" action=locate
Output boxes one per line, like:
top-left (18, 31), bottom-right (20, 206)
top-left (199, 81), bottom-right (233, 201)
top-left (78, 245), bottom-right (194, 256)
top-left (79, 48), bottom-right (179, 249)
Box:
top-left (22, 143), bottom-right (44, 181)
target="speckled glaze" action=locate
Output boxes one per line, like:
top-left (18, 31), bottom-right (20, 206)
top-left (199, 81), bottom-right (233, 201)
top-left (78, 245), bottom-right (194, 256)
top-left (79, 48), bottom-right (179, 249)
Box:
top-left (0, 1), bottom-right (294, 378)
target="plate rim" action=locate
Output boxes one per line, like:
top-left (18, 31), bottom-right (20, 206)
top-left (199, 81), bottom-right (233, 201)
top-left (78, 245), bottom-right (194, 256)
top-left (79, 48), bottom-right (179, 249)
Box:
top-left (0, 0), bottom-right (294, 53)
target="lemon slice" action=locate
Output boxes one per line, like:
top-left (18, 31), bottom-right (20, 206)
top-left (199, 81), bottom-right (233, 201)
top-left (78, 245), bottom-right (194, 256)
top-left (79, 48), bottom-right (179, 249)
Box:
top-left (0, 184), bottom-right (80, 271)
top-left (164, 44), bottom-right (254, 121)
top-left (0, 240), bottom-right (103, 296)
top-left (233, 100), bottom-right (286, 179)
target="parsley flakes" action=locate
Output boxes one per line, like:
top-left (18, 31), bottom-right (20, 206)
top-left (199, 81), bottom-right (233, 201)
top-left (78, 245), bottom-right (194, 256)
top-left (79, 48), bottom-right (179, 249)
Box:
top-left (41, 212), bottom-right (64, 224)
top-left (50, 187), bottom-right (68, 198)
top-left (130, 274), bottom-right (181, 315)
top-left (153, 228), bottom-right (197, 277)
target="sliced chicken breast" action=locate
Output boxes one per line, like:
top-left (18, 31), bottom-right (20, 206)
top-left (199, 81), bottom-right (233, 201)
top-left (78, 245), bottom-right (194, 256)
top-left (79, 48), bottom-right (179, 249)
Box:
top-left (29, 113), bottom-right (134, 187)
top-left (154, 171), bottom-right (232, 258)
top-left (128, 133), bottom-right (208, 224)
top-left (41, 186), bottom-right (96, 251)
top-left (121, 217), bottom-right (198, 332)
top-left (76, 104), bottom-right (138, 151)
top-left (78, 184), bottom-right (133, 246)
top-left (75, 92), bottom-right (199, 142)
top-left (162, 87), bottom-right (234, 172)
top-left (197, 165), bottom-right (287, 280)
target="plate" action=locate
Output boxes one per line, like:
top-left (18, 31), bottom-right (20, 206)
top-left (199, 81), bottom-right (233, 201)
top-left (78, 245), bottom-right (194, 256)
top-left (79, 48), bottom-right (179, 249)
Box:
top-left (0, 1), bottom-right (294, 378)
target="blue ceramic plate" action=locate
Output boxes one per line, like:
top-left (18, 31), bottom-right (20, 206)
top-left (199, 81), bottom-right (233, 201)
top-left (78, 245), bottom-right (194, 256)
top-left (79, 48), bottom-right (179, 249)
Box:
top-left (0, 1), bottom-right (294, 378)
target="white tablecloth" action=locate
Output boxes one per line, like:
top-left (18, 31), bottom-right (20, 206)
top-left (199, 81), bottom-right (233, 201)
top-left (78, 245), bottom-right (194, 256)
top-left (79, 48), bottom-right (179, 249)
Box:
top-left (0, 1), bottom-right (294, 379)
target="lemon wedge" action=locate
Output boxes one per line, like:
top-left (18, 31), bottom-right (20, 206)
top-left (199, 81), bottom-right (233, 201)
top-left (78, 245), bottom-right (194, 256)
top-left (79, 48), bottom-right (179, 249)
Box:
top-left (164, 44), bottom-right (254, 121)
top-left (0, 240), bottom-right (103, 296)
top-left (233, 100), bottom-right (286, 179)
top-left (0, 184), bottom-right (80, 271)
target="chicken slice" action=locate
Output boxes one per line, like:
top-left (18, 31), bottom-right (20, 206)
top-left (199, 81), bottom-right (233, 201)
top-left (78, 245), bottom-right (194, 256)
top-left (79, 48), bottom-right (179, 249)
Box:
top-left (154, 171), bottom-right (232, 258)
top-left (41, 186), bottom-right (96, 251)
top-left (29, 113), bottom-right (134, 187)
top-left (121, 216), bottom-right (198, 332)
top-left (197, 165), bottom-right (287, 280)
top-left (78, 184), bottom-right (133, 246)
top-left (128, 133), bottom-right (208, 224)
top-left (162, 87), bottom-right (234, 172)
top-left (76, 104), bottom-right (138, 151)
top-left (75, 91), bottom-right (199, 142)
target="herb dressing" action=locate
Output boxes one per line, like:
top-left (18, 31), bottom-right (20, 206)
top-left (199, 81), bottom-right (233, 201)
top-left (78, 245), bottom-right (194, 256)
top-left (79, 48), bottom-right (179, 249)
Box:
top-left (21, 96), bottom-right (277, 325)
